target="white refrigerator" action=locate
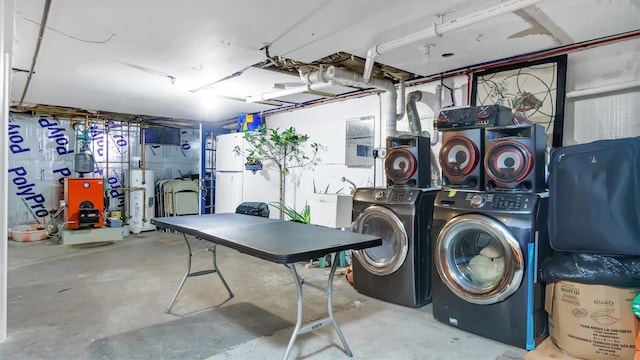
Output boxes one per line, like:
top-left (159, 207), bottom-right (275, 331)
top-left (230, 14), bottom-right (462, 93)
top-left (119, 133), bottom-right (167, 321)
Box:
top-left (215, 133), bottom-right (244, 214)
top-left (214, 132), bottom-right (279, 216)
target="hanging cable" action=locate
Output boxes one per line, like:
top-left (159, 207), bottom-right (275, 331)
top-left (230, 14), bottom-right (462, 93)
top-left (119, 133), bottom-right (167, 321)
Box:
top-left (18, 0), bottom-right (52, 107)
top-left (441, 75), bottom-right (455, 107)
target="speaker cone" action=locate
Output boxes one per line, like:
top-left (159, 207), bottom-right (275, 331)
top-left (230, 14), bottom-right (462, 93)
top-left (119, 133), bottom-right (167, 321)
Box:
top-left (385, 148), bottom-right (417, 184)
top-left (439, 135), bottom-right (479, 178)
top-left (484, 140), bottom-right (533, 184)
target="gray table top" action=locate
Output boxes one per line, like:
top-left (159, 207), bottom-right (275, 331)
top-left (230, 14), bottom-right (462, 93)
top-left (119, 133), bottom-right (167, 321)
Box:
top-left (152, 213), bottom-right (277, 234)
top-left (151, 213), bottom-right (381, 264)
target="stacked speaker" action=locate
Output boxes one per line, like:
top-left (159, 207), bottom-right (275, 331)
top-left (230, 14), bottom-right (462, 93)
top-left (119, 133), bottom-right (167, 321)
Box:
top-left (385, 135), bottom-right (431, 188)
top-left (437, 105), bottom-right (546, 193)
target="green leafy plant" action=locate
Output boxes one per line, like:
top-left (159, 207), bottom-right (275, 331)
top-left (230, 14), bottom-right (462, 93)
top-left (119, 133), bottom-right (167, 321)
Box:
top-left (235, 124), bottom-right (319, 175)
top-left (233, 124), bottom-right (319, 220)
top-left (268, 202), bottom-right (310, 224)
top-left (312, 179), bottom-right (343, 194)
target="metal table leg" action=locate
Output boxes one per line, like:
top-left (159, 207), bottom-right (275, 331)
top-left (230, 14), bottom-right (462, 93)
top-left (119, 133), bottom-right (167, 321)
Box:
top-left (282, 253), bottom-right (353, 360)
top-left (165, 234), bottom-right (234, 314)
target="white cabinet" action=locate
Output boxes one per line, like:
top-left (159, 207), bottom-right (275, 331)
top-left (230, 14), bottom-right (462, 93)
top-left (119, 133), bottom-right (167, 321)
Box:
top-left (309, 194), bottom-right (353, 228)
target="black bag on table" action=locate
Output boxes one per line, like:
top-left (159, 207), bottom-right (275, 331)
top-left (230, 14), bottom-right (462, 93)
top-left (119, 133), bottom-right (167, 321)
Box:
top-left (235, 202), bottom-right (270, 218)
top-left (547, 136), bottom-right (640, 257)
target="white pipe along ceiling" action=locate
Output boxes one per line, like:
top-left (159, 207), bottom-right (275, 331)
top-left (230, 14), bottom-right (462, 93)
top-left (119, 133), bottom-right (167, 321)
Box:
top-left (250, 65), bottom-right (407, 137)
top-left (320, 65), bottom-right (406, 137)
top-left (362, 0), bottom-right (545, 83)
top-left (245, 81), bottom-right (334, 103)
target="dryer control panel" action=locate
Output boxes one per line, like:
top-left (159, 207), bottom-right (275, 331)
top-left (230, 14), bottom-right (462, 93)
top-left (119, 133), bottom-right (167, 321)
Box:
top-left (372, 188), bottom-right (420, 204)
top-left (464, 192), bottom-right (534, 211)
top-left (490, 194), bottom-right (528, 211)
top-left (435, 190), bottom-right (540, 214)
top-left (390, 189), bottom-right (419, 203)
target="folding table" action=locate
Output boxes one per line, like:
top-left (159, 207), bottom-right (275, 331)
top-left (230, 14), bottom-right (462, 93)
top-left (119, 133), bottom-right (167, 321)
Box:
top-left (151, 213), bottom-right (381, 360)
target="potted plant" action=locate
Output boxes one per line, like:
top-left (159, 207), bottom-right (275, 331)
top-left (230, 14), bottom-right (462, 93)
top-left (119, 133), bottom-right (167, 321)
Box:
top-left (234, 124), bottom-right (319, 220)
top-left (268, 202), bottom-right (310, 224)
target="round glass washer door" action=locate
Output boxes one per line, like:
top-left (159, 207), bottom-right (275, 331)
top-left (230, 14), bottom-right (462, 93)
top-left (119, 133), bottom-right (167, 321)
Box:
top-left (352, 205), bottom-right (408, 276)
top-left (434, 213), bottom-right (524, 305)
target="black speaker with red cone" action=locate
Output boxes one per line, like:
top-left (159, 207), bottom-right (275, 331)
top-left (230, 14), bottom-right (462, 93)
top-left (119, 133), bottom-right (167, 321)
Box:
top-left (385, 135), bottom-right (430, 188)
top-left (439, 129), bottom-right (484, 190)
top-left (484, 124), bottom-right (547, 193)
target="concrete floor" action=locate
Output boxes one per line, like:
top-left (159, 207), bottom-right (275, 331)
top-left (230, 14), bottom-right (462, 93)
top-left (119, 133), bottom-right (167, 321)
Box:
top-left (1, 230), bottom-right (529, 360)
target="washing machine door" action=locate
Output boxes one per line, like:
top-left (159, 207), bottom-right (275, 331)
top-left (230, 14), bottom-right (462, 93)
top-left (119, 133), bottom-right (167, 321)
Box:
top-left (434, 213), bottom-right (524, 305)
top-left (352, 205), bottom-right (408, 276)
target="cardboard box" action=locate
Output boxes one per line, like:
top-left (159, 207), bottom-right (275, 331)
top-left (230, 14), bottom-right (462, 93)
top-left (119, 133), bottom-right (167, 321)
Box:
top-left (545, 281), bottom-right (640, 360)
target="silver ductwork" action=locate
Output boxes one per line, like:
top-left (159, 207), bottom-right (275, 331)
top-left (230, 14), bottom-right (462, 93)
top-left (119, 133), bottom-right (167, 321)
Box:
top-left (405, 86), bottom-right (442, 145)
top-left (406, 91), bottom-right (424, 135)
top-left (323, 66), bottom-right (405, 138)
top-left (250, 65), bottom-right (405, 138)
top-left (405, 85), bottom-right (444, 187)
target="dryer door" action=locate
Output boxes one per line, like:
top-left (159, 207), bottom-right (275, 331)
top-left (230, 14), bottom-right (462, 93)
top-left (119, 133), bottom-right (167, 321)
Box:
top-left (352, 205), bottom-right (408, 276)
top-left (434, 213), bottom-right (524, 305)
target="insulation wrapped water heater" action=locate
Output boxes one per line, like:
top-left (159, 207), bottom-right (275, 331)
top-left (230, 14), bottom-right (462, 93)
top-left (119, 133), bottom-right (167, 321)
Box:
top-left (126, 169), bottom-right (156, 233)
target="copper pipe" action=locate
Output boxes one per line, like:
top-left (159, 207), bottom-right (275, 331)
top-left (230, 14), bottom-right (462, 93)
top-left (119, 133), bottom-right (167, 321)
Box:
top-left (109, 186), bottom-right (145, 192)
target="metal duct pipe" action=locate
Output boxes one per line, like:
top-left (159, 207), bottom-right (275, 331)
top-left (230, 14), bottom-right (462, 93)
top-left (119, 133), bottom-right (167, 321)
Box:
top-left (406, 91), bottom-right (424, 135)
top-left (405, 86), bottom-right (443, 145)
top-left (363, 0), bottom-right (544, 83)
top-left (323, 65), bottom-right (405, 137)
top-left (254, 65), bottom-right (405, 137)
top-left (405, 86), bottom-right (444, 187)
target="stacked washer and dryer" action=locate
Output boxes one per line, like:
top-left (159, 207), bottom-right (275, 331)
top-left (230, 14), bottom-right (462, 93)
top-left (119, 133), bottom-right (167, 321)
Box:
top-left (431, 105), bottom-right (551, 350)
top-left (351, 135), bottom-right (439, 308)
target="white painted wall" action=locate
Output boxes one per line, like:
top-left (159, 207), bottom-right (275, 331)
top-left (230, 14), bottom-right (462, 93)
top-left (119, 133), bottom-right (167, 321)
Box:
top-left (266, 95), bottom-right (382, 214)
top-left (264, 75), bottom-right (469, 215)
top-left (269, 96), bottom-right (382, 165)
top-left (564, 38), bottom-right (640, 144)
